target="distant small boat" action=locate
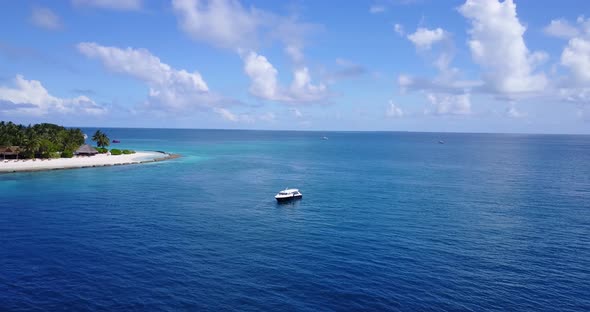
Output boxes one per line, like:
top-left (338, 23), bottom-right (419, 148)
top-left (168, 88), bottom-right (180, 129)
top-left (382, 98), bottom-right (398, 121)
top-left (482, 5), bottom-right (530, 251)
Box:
top-left (438, 140), bottom-right (445, 144)
top-left (112, 140), bottom-right (121, 143)
top-left (83, 134), bottom-right (88, 140)
top-left (322, 136), bottom-right (329, 140)
top-left (275, 188), bottom-right (302, 202)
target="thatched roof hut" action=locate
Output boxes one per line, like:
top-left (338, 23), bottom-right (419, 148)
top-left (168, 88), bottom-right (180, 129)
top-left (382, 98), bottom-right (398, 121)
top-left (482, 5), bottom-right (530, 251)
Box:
top-left (0, 146), bottom-right (20, 155)
top-left (0, 146), bottom-right (21, 159)
top-left (75, 144), bottom-right (98, 156)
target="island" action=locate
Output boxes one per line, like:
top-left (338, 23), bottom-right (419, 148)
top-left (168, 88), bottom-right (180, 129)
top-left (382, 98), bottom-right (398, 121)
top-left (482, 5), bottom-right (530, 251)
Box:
top-left (0, 121), bottom-right (178, 173)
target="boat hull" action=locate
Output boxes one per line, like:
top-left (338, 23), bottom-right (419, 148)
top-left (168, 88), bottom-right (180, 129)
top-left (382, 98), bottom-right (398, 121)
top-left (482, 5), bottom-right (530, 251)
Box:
top-left (275, 195), bottom-right (302, 202)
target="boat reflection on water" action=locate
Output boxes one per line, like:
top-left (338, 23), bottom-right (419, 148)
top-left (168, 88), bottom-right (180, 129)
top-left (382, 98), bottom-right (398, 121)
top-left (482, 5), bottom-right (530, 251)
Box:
top-left (275, 198), bottom-right (302, 207)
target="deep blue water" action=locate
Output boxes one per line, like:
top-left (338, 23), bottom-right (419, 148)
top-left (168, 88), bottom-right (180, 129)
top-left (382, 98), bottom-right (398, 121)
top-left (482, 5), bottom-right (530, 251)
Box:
top-left (1, 129), bottom-right (589, 311)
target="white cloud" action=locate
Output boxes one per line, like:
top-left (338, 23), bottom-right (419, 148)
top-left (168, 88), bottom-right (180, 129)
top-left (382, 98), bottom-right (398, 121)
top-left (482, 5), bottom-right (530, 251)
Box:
top-left (407, 27), bottom-right (446, 50)
top-left (0, 75), bottom-right (105, 116)
top-left (30, 7), bottom-right (62, 30)
top-left (394, 23), bottom-right (405, 36)
top-left (425, 93), bottom-right (471, 115)
top-left (171, 0), bottom-right (260, 49)
top-left (559, 87), bottom-right (590, 103)
top-left (172, 0), bottom-right (318, 65)
top-left (241, 51), bottom-right (328, 103)
top-left (534, 16), bottom-right (590, 110)
top-left (291, 67), bottom-right (327, 99)
top-left (71, 0), bottom-right (142, 11)
top-left (78, 42), bottom-right (208, 92)
top-left (369, 5), bottom-right (386, 14)
top-left (242, 51), bottom-right (280, 100)
top-left (544, 19), bottom-right (580, 39)
top-left (398, 19), bottom-right (484, 113)
top-left (386, 100), bottom-right (403, 117)
top-left (558, 17), bottom-right (590, 86)
top-left (459, 0), bottom-right (547, 95)
top-left (561, 38), bottom-right (590, 84)
top-left (544, 16), bottom-right (590, 40)
top-left (214, 107), bottom-right (238, 121)
top-left (77, 42), bottom-right (218, 112)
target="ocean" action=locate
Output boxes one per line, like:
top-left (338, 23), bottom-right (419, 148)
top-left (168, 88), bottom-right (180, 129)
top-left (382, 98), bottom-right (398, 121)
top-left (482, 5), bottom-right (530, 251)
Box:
top-left (1, 129), bottom-right (589, 311)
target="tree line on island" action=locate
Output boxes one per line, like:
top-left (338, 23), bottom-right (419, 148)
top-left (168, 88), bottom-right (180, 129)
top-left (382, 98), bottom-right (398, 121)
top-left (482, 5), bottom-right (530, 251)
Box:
top-left (0, 121), bottom-right (134, 159)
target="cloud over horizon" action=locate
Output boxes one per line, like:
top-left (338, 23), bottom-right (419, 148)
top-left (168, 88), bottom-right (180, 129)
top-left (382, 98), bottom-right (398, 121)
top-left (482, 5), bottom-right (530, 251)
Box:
top-left (0, 75), bottom-right (105, 116)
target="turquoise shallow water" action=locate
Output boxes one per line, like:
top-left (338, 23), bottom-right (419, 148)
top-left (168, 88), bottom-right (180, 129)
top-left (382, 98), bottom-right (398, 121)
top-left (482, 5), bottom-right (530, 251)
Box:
top-left (1, 129), bottom-right (589, 311)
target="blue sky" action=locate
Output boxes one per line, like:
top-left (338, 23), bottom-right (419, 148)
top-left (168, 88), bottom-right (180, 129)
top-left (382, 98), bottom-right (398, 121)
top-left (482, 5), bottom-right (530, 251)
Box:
top-left (1, 0), bottom-right (590, 133)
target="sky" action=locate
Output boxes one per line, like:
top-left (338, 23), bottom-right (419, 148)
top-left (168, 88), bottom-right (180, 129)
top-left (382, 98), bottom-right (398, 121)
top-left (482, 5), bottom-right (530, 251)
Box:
top-left (1, 0), bottom-right (590, 134)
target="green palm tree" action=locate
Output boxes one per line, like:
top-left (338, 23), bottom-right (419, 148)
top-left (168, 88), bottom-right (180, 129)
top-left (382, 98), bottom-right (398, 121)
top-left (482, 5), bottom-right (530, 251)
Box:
top-left (92, 130), bottom-right (102, 145)
top-left (92, 130), bottom-right (110, 148)
top-left (24, 136), bottom-right (40, 159)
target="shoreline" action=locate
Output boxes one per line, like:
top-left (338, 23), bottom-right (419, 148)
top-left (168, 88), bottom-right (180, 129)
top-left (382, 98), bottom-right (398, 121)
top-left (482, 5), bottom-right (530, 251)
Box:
top-left (0, 151), bottom-right (180, 174)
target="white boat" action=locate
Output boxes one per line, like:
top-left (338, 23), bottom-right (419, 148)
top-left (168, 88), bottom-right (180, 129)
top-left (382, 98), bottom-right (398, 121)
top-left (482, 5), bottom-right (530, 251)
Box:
top-left (322, 136), bottom-right (329, 140)
top-left (275, 188), bottom-right (302, 202)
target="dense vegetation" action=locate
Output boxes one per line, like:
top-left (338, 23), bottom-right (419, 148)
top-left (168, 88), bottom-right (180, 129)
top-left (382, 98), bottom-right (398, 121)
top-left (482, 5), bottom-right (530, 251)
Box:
top-left (108, 149), bottom-right (135, 155)
top-left (0, 121), bottom-right (85, 158)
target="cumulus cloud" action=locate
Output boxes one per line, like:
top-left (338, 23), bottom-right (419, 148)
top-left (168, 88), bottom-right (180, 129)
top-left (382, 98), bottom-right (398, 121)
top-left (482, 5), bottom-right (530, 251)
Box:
top-left (172, 0), bottom-right (316, 62)
top-left (71, 0), bottom-right (142, 11)
top-left (399, 0), bottom-right (549, 113)
top-left (544, 19), bottom-right (580, 39)
top-left (171, 0), bottom-right (324, 104)
top-left (425, 93), bottom-right (471, 115)
top-left (0, 75), bottom-right (105, 116)
top-left (398, 24), bottom-right (483, 97)
top-left (544, 16), bottom-right (590, 107)
top-left (30, 7), bottom-right (62, 30)
top-left (77, 42), bottom-right (222, 112)
top-left (171, 0), bottom-right (260, 50)
top-left (558, 17), bottom-right (590, 86)
top-left (458, 0), bottom-right (548, 95)
top-left (386, 100), bottom-right (403, 117)
top-left (407, 27), bottom-right (447, 50)
top-left (241, 50), bottom-right (328, 103)
top-left (561, 38), bottom-right (590, 85)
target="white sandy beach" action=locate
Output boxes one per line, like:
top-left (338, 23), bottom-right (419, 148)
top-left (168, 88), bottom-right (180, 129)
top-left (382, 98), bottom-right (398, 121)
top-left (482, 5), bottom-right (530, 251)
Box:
top-left (0, 151), bottom-right (173, 173)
